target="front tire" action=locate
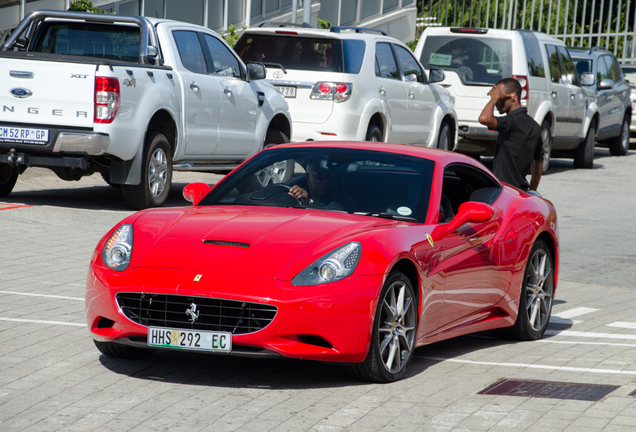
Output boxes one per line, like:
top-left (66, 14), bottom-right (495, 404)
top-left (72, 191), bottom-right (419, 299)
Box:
top-left (353, 271), bottom-right (417, 383)
top-left (609, 116), bottom-right (630, 156)
top-left (540, 121), bottom-right (552, 173)
top-left (121, 132), bottom-right (172, 210)
top-left (500, 239), bottom-right (554, 341)
top-left (573, 120), bottom-right (595, 169)
top-left (437, 122), bottom-right (452, 151)
top-left (93, 340), bottom-right (154, 359)
top-left (0, 163), bottom-right (18, 197)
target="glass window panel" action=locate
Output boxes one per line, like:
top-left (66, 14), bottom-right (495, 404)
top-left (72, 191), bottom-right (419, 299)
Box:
top-left (119, 0), bottom-right (139, 15)
top-left (395, 44), bottom-right (424, 83)
top-left (604, 56), bottom-right (621, 82)
top-left (173, 30), bottom-right (207, 74)
top-left (341, 0), bottom-right (357, 25)
top-left (208, 0), bottom-right (224, 30)
top-left (282, 0), bottom-right (293, 7)
top-left (144, 0), bottom-right (164, 18)
top-left (319, 0), bottom-right (339, 26)
top-left (403, 0), bottom-right (414, 5)
top-left (251, 0), bottom-right (262, 17)
top-left (361, 0), bottom-right (380, 20)
top-left (519, 31), bottom-right (546, 78)
top-left (203, 34), bottom-right (242, 78)
top-left (545, 44), bottom-right (561, 84)
top-left (166, 0), bottom-right (204, 25)
top-left (266, 0), bottom-right (280, 13)
top-left (228, 0), bottom-right (244, 25)
top-left (383, 0), bottom-right (398, 11)
top-left (375, 42), bottom-right (399, 79)
top-left (557, 45), bottom-right (579, 85)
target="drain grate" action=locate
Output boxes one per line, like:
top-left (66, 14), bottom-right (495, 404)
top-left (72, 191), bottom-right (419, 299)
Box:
top-left (478, 378), bottom-right (619, 401)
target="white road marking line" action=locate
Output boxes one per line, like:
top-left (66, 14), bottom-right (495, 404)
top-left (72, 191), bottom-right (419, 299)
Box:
top-left (416, 356), bottom-right (636, 375)
top-left (549, 317), bottom-right (582, 325)
top-left (545, 329), bottom-right (636, 340)
top-left (537, 339), bottom-right (636, 348)
top-left (607, 322), bottom-right (636, 330)
top-left (552, 307), bottom-right (600, 319)
top-left (0, 290), bottom-right (83, 301)
top-left (0, 317), bottom-right (85, 327)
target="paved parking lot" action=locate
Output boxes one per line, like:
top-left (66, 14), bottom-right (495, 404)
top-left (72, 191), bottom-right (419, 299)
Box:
top-left (1, 147), bottom-right (636, 431)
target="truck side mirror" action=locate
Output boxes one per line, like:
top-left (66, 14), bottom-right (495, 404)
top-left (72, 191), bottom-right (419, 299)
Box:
top-left (246, 62), bottom-right (267, 81)
top-left (580, 72), bottom-right (595, 86)
top-left (429, 68), bottom-right (445, 84)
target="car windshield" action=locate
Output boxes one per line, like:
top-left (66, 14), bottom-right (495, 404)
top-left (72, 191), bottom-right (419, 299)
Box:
top-left (199, 147), bottom-right (435, 223)
top-left (419, 36), bottom-right (512, 85)
top-left (235, 35), bottom-right (365, 73)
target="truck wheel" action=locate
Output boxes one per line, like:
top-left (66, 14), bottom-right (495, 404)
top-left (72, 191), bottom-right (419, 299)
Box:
top-left (573, 119), bottom-right (595, 169)
top-left (239, 129), bottom-right (291, 194)
top-left (0, 163), bottom-right (18, 197)
top-left (365, 124), bottom-right (383, 142)
top-left (437, 122), bottom-right (452, 150)
top-left (609, 116), bottom-right (630, 156)
top-left (540, 121), bottom-right (552, 173)
top-left (264, 129), bottom-right (289, 148)
top-left (121, 132), bottom-right (172, 210)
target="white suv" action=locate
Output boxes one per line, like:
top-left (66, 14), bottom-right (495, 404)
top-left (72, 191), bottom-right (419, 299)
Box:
top-left (414, 27), bottom-right (598, 171)
top-left (234, 25), bottom-right (457, 150)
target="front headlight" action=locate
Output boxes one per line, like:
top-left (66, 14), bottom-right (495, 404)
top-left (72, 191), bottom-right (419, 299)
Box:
top-left (292, 242), bottom-right (361, 286)
top-left (102, 224), bottom-right (133, 271)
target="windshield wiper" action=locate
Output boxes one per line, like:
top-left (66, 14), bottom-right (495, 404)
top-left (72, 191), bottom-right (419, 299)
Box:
top-left (356, 212), bottom-right (417, 222)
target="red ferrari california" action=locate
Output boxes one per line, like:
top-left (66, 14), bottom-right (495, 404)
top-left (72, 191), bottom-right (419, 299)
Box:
top-left (86, 142), bottom-right (558, 382)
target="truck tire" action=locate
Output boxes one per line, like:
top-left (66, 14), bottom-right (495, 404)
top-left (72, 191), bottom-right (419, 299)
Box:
top-left (609, 116), bottom-right (630, 156)
top-left (0, 163), bottom-right (18, 197)
top-left (365, 124), bottom-right (382, 142)
top-left (540, 121), bottom-right (552, 173)
top-left (437, 122), bottom-right (452, 151)
top-left (121, 132), bottom-right (172, 210)
top-left (573, 119), bottom-right (595, 169)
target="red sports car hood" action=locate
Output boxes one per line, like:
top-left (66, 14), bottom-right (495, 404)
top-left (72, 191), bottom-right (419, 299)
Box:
top-left (130, 206), bottom-right (386, 280)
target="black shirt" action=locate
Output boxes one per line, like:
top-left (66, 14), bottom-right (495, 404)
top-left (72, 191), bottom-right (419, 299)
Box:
top-left (493, 107), bottom-right (544, 190)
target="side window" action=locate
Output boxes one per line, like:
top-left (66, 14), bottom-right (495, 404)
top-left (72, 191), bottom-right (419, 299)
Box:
top-left (557, 46), bottom-right (579, 85)
top-left (603, 56), bottom-right (622, 82)
top-left (545, 44), bottom-right (561, 84)
top-left (519, 31), bottom-right (546, 78)
top-left (202, 34), bottom-right (241, 78)
top-left (375, 42), bottom-right (399, 80)
top-left (173, 31), bottom-right (207, 74)
top-left (596, 55), bottom-right (610, 84)
top-left (440, 164), bottom-right (501, 223)
top-left (394, 45), bottom-right (425, 83)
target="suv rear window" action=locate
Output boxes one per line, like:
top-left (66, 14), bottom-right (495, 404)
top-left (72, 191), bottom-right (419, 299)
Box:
top-left (235, 35), bottom-right (365, 74)
top-left (419, 36), bottom-right (512, 85)
top-left (31, 22), bottom-right (141, 62)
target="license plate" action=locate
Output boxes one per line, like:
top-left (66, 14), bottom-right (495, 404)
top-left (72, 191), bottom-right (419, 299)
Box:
top-left (276, 86), bottom-right (297, 98)
top-left (147, 327), bottom-right (232, 352)
top-left (0, 126), bottom-right (49, 144)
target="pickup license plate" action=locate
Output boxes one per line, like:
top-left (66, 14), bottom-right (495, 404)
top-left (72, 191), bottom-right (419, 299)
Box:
top-left (147, 327), bottom-right (232, 352)
top-left (0, 126), bottom-right (49, 144)
top-left (276, 86), bottom-right (297, 98)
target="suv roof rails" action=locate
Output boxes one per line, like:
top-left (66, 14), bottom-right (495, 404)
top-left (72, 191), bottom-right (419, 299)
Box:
top-left (568, 46), bottom-right (608, 54)
top-left (330, 26), bottom-right (388, 36)
top-left (258, 21), bottom-right (312, 28)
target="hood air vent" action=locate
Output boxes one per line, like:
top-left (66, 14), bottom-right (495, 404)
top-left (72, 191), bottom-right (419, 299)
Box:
top-left (203, 240), bottom-right (250, 248)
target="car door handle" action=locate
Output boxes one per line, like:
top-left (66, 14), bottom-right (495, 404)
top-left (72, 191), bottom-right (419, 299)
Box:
top-left (551, 90), bottom-right (557, 97)
top-left (570, 93), bottom-right (576, 99)
top-left (408, 91), bottom-right (415, 99)
top-left (223, 87), bottom-right (232, 96)
top-left (378, 87), bottom-right (386, 95)
top-left (189, 82), bottom-right (199, 91)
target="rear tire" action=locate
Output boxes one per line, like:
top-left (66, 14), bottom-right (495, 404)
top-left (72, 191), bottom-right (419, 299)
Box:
top-left (0, 163), bottom-right (18, 197)
top-left (121, 132), bottom-right (172, 210)
top-left (609, 116), bottom-right (630, 156)
top-left (437, 122), bottom-right (452, 151)
top-left (540, 121), bottom-right (552, 173)
top-left (573, 120), bottom-right (595, 169)
top-left (352, 271), bottom-right (417, 383)
top-left (365, 124), bottom-right (382, 142)
top-left (93, 340), bottom-right (154, 359)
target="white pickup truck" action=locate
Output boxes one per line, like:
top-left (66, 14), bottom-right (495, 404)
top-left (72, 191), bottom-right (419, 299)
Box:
top-left (0, 10), bottom-right (292, 209)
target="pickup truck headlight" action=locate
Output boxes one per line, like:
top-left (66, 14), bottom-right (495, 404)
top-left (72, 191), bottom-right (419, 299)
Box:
top-left (292, 242), bottom-right (361, 286)
top-left (102, 224), bottom-right (133, 271)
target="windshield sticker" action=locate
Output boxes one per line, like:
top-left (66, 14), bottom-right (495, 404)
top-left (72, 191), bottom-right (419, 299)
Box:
top-left (397, 206), bottom-right (412, 216)
top-left (429, 53), bottom-right (452, 67)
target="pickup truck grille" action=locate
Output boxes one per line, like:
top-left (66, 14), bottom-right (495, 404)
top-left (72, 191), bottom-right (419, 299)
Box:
top-left (116, 293), bottom-right (277, 334)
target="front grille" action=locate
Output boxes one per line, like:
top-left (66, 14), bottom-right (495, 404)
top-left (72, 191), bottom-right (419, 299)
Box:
top-left (116, 293), bottom-right (277, 334)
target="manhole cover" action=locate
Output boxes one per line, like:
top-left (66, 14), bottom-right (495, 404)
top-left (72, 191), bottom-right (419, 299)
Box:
top-left (478, 378), bottom-right (619, 401)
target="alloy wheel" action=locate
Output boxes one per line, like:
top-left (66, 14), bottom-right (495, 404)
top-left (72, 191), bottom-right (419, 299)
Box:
top-left (524, 248), bottom-right (554, 332)
top-left (378, 280), bottom-right (416, 374)
top-left (148, 147), bottom-right (168, 198)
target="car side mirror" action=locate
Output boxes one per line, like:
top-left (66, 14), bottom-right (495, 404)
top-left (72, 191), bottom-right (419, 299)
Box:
top-left (580, 72), bottom-right (595, 86)
top-left (429, 68), bottom-right (445, 84)
top-left (247, 62), bottom-right (267, 81)
top-left (447, 201), bottom-right (495, 232)
top-left (598, 78), bottom-right (614, 90)
top-left (183, 182), bottom-right (212, 206)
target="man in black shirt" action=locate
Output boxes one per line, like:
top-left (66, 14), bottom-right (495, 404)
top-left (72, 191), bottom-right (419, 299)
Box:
top-left (478, 78), bottom-right (544, 191)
